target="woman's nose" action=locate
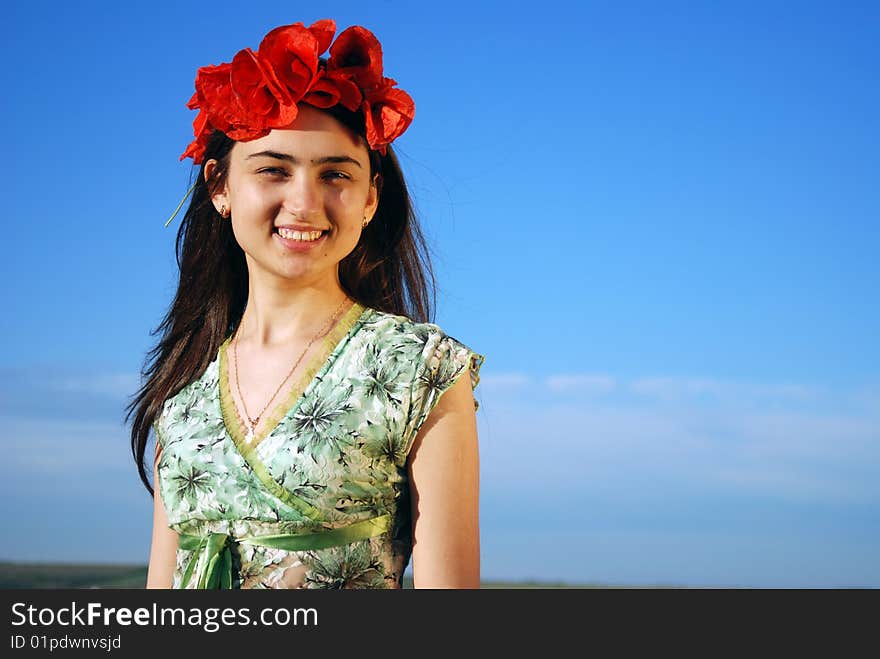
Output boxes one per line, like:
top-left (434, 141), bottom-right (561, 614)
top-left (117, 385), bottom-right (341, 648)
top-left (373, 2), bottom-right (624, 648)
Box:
top-left (281, 172), bottom-right (322, 218)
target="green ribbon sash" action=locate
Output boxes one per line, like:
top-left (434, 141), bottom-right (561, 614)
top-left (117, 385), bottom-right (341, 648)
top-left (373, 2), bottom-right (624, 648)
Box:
top-left (177, 514), bottom-right (392, 589)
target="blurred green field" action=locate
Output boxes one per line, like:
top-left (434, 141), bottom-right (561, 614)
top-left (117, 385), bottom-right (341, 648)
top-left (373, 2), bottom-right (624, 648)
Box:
top-left (0, 563), bottom-right (149, 589)
top-left (0, 562), bottom-right (649, 589)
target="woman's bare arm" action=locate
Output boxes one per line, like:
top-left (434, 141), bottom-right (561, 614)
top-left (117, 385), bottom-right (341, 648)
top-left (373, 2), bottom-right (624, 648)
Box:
top-left (407, 374), bottom-right (480, 588)
top-left (146, 449), bottom-right (179, 589)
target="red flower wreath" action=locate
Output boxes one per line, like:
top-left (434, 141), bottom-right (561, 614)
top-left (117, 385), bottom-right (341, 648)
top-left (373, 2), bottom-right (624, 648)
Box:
top-left (180, 19), bottom-right (415, 164)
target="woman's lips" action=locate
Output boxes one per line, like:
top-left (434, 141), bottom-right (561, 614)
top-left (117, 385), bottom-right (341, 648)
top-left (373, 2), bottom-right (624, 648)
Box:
top-left (273, 228), bottom-right (328, 252)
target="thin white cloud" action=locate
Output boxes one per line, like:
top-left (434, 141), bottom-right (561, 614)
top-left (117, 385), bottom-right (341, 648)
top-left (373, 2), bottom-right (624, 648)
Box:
top-left (4, 367), bottom-right (879, 513)
top-left (0, 415), bottom-right (150, 511)
top-left (630, 376), bottom-right (727, 397)
top-left (849, 385), bottom-right (880, 411)
top-left (46, 373), bottom-right (141, 399)
top-left (476, 372), bottom-right (880, 506)
top-left (0, 417), bottom-right (136, 473)
top-left (544, 374), bottom-right (616, 394)
top-left (627, 376), bottom-right (823, 402)
top-left (710, 464), bottom-right (878, 505)
top-left (479, 372), bottom-right (532, 388)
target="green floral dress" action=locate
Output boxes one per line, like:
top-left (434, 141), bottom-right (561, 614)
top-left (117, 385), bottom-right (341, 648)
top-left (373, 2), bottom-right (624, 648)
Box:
top-left (153, 302), bottom-right (485, 589)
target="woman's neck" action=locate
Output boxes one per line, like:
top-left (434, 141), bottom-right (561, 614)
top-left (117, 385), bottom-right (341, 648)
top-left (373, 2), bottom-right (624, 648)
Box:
top-left (237, 276), bottom-right (352, 349)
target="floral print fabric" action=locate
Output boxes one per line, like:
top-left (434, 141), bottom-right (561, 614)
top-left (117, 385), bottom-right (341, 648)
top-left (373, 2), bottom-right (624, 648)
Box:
top-left (153, 303), bottom-right (485, 589)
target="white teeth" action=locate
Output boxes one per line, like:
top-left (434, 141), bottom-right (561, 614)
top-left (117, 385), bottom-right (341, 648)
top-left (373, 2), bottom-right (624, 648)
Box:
top-left (277, 228), bottom-right (323, 241)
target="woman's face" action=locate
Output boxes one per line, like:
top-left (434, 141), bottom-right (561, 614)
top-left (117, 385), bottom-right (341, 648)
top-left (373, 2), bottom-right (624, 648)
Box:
top-left (206, 104), bottom-right (379, 287)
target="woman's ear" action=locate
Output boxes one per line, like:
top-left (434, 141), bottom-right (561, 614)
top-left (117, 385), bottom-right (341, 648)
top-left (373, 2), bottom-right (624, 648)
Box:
top-left (366, 172), bottom-right (382, 220)
top-left (203, 158), bottom-right (229, 214)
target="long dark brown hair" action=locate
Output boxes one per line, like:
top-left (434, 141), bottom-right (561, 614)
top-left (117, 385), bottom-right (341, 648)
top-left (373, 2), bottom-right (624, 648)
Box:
top-left (125, 102), bottom-right (436, 496)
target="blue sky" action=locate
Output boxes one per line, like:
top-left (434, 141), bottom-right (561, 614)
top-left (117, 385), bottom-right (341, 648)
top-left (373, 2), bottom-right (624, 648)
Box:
top-left (1, 1), bottom-right (877, 587)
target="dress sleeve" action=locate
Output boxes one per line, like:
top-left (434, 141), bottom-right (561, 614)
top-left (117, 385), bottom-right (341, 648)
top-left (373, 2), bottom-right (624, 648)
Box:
top-left (153, 404), bottom-right (168, 453)
top-left (400, 328), bottom-right (486, 462)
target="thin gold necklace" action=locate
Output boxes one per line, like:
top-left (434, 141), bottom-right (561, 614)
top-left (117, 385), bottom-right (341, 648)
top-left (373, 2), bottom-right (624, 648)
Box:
top-left (232, 296), bottom-right (351, 444)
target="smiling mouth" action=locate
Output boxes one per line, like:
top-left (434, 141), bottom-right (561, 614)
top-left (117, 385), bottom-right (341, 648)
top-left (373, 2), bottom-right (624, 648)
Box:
top-left (273, 227), bottom-right (330, 241)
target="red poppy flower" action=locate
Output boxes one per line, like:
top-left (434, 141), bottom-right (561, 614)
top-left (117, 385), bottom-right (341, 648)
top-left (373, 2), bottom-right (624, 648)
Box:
top-left (179, 20), bottom-right (415, 164)
top-left (327, 26), bottom-right (384, 90)
top-left (363, 82), bottom-right (415, 154)
top-left (307, 18), bottom-right (336, 55)
top-left (229, 48), bottom-right (299, 131)
top-left (304, 69), bottom-right (363, 111)
top-left (179, 106), bottom-right (210, 162)
top-left (256, 23), bottom-right (323, 105)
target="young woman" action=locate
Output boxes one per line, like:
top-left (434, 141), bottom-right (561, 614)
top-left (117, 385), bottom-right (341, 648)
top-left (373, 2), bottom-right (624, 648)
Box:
top-left (126, 19), bottom-right (485, 589)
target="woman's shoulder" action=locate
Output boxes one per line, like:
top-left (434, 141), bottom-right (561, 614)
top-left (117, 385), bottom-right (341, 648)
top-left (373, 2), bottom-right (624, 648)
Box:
top-left (362, 307), bottom-right (485, 378)
top-left (364, 306), bottom-right (435, 333)
top-left (362, 309), bottom-right (487, 432)
top-left (363, 307), bottom-right (466, 352)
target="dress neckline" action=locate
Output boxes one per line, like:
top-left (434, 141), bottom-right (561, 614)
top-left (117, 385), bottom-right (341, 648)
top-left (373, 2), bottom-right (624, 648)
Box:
top-left (218, 301), bottom-right (371, 452)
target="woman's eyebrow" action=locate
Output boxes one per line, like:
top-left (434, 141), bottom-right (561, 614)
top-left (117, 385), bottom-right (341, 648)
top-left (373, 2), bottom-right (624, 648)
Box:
top-left (245, 150), bottom-right (363, 168)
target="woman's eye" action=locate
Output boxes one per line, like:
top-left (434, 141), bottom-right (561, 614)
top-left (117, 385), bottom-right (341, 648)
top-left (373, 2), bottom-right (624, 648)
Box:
top-left (258, 167), bottom-right (288, 177)
top-left (323, 171), bottom-right (351, 181)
